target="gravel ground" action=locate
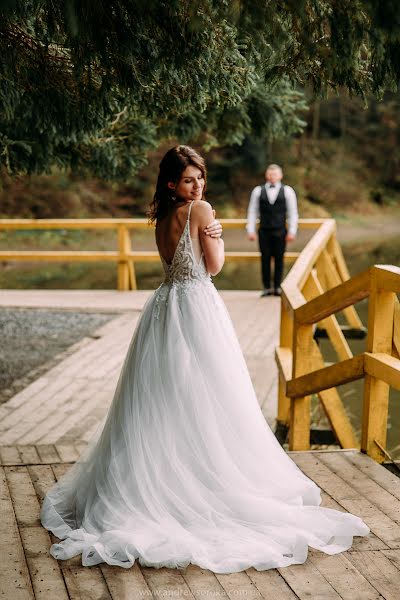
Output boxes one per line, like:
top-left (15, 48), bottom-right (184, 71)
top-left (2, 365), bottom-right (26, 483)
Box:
top-left (0, 308), bottom-right (118, 404)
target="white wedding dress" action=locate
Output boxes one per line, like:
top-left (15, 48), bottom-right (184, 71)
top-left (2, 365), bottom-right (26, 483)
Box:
top-left (40, 200), bottom-right (370, 573)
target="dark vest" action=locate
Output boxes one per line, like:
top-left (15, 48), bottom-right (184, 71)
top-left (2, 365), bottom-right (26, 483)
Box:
top-left (259, 184), bottom-right (287, 231)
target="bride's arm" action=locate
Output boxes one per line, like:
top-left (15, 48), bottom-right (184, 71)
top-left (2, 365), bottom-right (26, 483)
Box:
top-left (194, 201), bottom-right (225, 276)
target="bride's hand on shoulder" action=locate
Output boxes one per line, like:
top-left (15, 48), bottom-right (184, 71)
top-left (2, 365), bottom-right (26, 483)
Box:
top-left (193, 200), bottom-right (224, 276)
top-left (204, 208), bottom-right (223, 239)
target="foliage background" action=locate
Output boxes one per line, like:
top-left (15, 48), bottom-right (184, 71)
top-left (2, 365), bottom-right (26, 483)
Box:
top-left (2, 0), bottom-right (400, 185)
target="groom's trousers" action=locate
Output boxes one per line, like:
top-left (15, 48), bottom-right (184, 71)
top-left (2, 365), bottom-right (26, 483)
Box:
top-left (258, 227), bottom-right (286, 290)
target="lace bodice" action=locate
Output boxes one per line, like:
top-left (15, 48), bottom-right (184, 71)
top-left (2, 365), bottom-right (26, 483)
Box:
top-left (159, 200), bottom-right (211, 286)
top-left (154, 201), bottom-right (214, 319)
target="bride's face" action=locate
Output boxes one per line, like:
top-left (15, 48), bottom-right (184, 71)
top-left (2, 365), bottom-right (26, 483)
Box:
top-left (168, 165), bottom-right (205, 202)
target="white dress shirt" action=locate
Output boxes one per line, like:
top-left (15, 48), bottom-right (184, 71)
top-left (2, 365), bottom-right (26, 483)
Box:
top-left (246, 182), bottom-right (299, 236)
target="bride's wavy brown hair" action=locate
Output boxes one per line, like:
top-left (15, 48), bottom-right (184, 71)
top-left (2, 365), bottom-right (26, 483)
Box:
top-left (147, 145), bottom-right (207, 224)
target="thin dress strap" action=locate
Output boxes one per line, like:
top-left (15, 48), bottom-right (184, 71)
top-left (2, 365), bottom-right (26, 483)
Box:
top-left (187, 200), bottom-right (194, 224)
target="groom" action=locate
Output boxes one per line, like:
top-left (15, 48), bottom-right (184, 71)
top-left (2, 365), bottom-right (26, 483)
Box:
top-left (246, 164), bottom-right (298, 297)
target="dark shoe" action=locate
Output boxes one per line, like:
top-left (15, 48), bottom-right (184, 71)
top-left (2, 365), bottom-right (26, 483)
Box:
top-left (260, 288), bottom-right (274, 297)
top-left (274, 287), bottom-right (282, 296)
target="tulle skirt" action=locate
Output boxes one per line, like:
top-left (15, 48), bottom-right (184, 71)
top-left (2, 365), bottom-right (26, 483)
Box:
top-left (40, 279), bottom-right (370, 573)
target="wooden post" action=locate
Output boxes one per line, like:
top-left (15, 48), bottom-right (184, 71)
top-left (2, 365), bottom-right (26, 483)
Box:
top-left (277, 297), bottom-right (293, 426)
top-left (393, 296), bottom-right (400, 358)
top-left (289, 321), bottom-right (314, 450)
top-left (327, 232), bottom-right (351, 283)
top-left (361, 273), bottom-right (396, 462)
top-left (125, 228), bottom-right (137, 291)
top-left (302, 270), bottom-right (353, 362)
top-left (316, 249), bottom-right (364, 330)
top-left (117, 225), bottom-right (137, 291)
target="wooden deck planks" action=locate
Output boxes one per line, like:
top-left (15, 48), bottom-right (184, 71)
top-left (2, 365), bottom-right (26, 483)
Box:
top-left (61, 566), bottom-right (112, 600)
top-left (277, 559), bottom-right (343, 600)
top-left (344, 550), bottom-right (400, 599)
top-left (307, 552), bottom-right (382, 600)
top-left (140, 567), bottom-right (196, 599)
top-left (290, 452), bottom-right (400, 549)
top-left (20, 527), bottom-right (69, 600)
top-left (1, 463), bottom-right (68, 600)
top-left (318, 452), bottom-right (400, 524)
top-left (99, 564), bottom-right (154, 600)
top-left (179, 564), bottom-right (230, 599)
top-left (0, 467), bottom-right (34, 600)
top-left (1, 447), bottom-right (400, 599)
top-left (245, 567), bottom-right (298, 599)
top-left (345, 451), bottom-right (400, 502)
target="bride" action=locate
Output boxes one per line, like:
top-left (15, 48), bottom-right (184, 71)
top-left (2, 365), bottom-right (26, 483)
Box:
top-left (40, 144), bottom-right (370, 573)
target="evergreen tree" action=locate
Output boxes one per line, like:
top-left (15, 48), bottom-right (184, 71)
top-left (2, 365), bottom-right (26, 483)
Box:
top-left (1, 1), bottom-right (400, 179)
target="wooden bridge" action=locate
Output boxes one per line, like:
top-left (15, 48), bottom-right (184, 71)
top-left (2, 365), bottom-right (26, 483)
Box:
top-left (1, 215), bottom-right (400, 599)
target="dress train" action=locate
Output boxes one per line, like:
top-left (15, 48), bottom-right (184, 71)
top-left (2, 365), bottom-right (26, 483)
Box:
top-left (40, 200), bottom-right (370, 573)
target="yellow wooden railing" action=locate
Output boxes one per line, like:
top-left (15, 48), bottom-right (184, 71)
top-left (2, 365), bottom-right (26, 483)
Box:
top-left (275, 218), bottom-right (400, 463)
top-left (0, 217), bottom-right (319, 290)
top-left (3, 216), bottom-right (398, 463)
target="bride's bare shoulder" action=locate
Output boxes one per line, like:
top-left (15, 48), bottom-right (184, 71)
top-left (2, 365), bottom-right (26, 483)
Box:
top-left (192, 200), bottom-right (213, 221)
